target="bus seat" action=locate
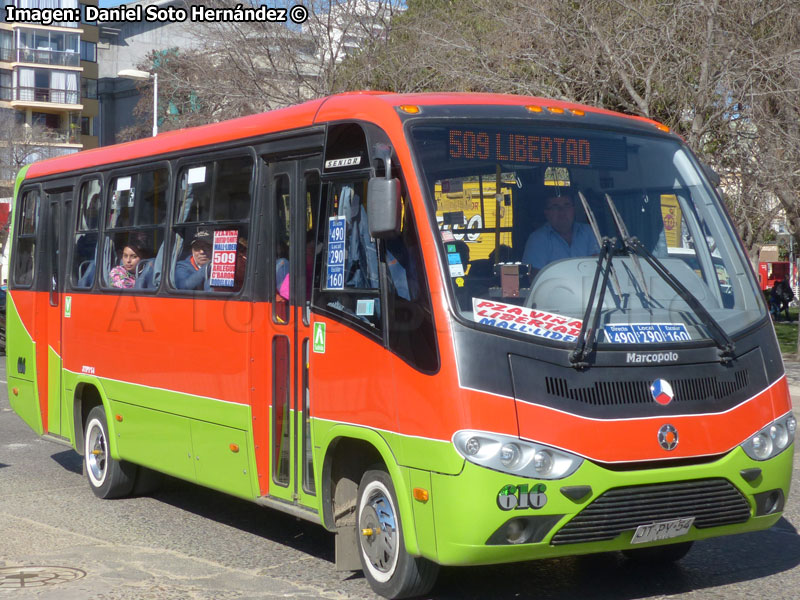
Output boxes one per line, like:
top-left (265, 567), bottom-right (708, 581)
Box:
top-left (77, 260), bottom-right (95, 288)
top-left (134, 258), bottom-right (155, 289)
top-left (135, 244), bottom-right (164, 289)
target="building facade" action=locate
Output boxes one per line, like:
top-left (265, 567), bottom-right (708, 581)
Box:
top-left (97, 0), bottom-right (198, 146)
top-left (1, 0), bottom-right (99, 190)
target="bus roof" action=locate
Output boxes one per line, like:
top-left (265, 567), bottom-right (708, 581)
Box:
top-left (25, 91), bottom-right (666, 180)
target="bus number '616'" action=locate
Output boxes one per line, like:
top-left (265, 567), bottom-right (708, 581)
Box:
top-left (497, 483), bottom-right (548, 510)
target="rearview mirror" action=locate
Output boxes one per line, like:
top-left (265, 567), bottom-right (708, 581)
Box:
top-left (367, 145), bottom-right (401, 238)
top-left (367, 177), bottom-right (401, 238)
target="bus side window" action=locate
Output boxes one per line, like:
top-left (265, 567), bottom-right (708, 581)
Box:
top-left (313, 180), bottom-right (382, 333)
top-left (72, 179), bottom-right (101, 289)
top-left (102, 168), bottom-right (167, 290)
top-left (171, 156), bottom-right (253, 294)
top-left (13, 188), bottom-right (40, 288)
top-left (385, 195), bottom-right (439, 372)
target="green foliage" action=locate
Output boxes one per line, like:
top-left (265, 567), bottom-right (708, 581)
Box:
top-left (772, 308), bottom-right (798, 354)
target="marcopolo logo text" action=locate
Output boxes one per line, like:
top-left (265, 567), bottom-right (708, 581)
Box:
top-left (626, 352), bottom-right (679, 364)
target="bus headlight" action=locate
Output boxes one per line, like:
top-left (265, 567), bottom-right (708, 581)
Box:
top-left (741, 413), bottom-right (795, 461)
top-left (453, 431), bottom-right (583, 479)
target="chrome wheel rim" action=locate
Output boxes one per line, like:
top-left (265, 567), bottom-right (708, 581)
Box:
top-left (86, 420), bottom-right (107, 486)
top-left (359, 482), bottom-right (399, 581)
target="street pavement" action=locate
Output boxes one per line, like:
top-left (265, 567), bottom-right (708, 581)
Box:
top-left (2, 359), bottom-right (800, 599)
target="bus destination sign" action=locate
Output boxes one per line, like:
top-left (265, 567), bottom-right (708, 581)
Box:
top-left (447, 128), bottom-right (627, 169)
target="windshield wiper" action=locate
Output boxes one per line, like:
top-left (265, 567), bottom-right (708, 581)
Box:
top-left (570, 236), bottom-right (616, 369)
top-left (604, 194), bottom-right (735, 364)
top-left (578, 191), bottom-right (622, 301)
top-left (605, 193), bottom-right (650, 299)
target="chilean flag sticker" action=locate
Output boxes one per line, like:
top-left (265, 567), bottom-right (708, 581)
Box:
top-left (650, 379), bottom-right (674, 405)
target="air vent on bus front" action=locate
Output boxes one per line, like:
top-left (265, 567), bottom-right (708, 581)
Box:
top-left (544, 370), bottom-right (749, 406)
top-left (550, 478), bottom-right (751, 545)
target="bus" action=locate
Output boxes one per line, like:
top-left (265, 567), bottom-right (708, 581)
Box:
top-left (6, 92), bottom-right (794, 599)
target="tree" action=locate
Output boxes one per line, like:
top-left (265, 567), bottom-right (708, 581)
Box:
top-left (120, 0), bottom-right (404, 138)
top-left (340, 0), bottom-right (800, 260)
top-left (0, 109), bottom-right (60, 195)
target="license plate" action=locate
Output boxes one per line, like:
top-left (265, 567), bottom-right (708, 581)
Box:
top-left (631, 517), bottom-right (695, 544)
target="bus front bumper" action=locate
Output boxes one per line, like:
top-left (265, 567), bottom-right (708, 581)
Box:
top-left (427, 444), bottom-right (793, 566)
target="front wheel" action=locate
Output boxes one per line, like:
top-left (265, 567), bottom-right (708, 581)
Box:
top-left (357, 469), bottom-right (438, 599)
top-left (83, 406), bottom-right (136, 499)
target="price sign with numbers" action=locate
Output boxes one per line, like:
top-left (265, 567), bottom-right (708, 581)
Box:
top-left (604, 323), bottom-right (691, 344)
top-left (326, 216), bottom-right (346, 290)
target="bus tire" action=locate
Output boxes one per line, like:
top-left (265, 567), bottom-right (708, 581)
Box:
top-left (356, 469), bottom-right (438, 599)
top-left (622, 540), bottom-right (693, 563)
top-left (83, 406), bottom-right (136, 499)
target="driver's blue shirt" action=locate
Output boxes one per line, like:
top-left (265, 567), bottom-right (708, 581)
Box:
top-left (522, 222), bottom-right (598, 270)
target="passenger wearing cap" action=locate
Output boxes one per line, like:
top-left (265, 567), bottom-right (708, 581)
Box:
top-left (175, 229), bottom-right (213, 290)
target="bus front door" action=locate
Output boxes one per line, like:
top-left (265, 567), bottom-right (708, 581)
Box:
top-left (267, 157), bottom-right (321, 512)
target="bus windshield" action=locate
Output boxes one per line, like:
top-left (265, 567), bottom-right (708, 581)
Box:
top-left (410, 122), bottom-right (765, 348)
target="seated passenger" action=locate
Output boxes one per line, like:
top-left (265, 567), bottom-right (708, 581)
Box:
top-left (175, 229), bottom-right (213, 290)
top-left (521, 194), bottom-right (598, 271)
top-left (108, 240), bottom-right (150, 289)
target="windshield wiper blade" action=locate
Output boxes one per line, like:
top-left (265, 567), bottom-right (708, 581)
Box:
top-left (605, 193), bottom-right (650, 299)
top-left (570, 236), bottom-right (616, 369)
top-left (626, 237), bottom-right (735, 363)
top-left (603, 194), bottom-right (735, 363)
top-left (578, 191), bottom-right (622, 301)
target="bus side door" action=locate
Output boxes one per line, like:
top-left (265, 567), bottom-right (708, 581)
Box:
top-left (266, 156), bottom-right (322, 510)
top-left (38, 187), bottom-right (71, 438)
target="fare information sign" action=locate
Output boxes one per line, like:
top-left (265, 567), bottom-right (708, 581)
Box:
top-left (604, 323), bottom-right (691, 344)
top-left (326, 216), bottom-right (346, 290)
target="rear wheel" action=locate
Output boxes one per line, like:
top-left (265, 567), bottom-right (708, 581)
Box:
top-left (357, 469), bottom-right (438, 599)
top-left (622, 541), bottom-right (693, 563)
top-left (83, 406), bottom-right (136, 499)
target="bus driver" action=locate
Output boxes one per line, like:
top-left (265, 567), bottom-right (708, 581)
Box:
top-left (521, 193), bottom-right (598, 271)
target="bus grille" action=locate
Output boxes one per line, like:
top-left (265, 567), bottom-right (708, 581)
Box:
top-left (550, 478), bottom-right (751, 545)
top-left (544, 370), bottom-right (748, 406)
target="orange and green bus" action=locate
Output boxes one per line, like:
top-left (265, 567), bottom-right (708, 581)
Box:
top-left (6, 92), bottom-right (794, 598)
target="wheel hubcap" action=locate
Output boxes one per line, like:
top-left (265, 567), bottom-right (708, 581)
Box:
top-left (359, 489), bottom-right (397, 574)
top-left (87, 423), bottom-right (107, 484)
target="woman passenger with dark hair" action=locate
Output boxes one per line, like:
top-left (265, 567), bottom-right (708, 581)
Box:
top-left (109, 235), bottom-right (151, 288)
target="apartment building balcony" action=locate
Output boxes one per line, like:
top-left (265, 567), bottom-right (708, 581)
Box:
top-left (11, 48), bottom-right (81, 68)
top-left (36, 127), bottom-right (81, 145)
top-left (9, 85), bottom-right (82, 109)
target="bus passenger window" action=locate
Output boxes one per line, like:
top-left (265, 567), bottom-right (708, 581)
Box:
top-left (72, 179), bottom-right (101, 289)
top-left (171, 156), bottom-right (253, 294)
top-left (13, 189), bottom-right (40, 287)
top-left (101, 169), bottom-right (167, 290)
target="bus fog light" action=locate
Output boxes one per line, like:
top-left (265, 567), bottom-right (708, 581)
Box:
top-left (505, 518), bottom-right (528, 544)
top-left (500, 443), bottom-right (521, 468)
top-left (533, 450), bottom-right (553, 475)
top-left (770, 424), bottom-right (789, 450)
top-left (465, 437), bottom-right (481, 456)
top-left (751, 433), bottom-right (773, 460)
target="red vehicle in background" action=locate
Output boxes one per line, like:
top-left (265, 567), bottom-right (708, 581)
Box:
top-left (758, 261), bottom-right (790, 291)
